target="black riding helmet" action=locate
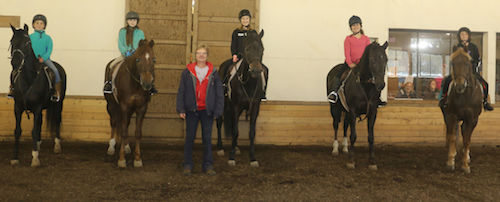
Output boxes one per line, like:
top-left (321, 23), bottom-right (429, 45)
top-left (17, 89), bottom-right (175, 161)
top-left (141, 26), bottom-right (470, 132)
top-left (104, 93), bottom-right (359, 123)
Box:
top-left (457, 27), bottom-right (471, 43)
top-left (239, 9), bottom-right (252, 19)
top-left (32, 14), bottom-right (47, 28)
top-left (349, 15), bottom-right (362, 27)
top-left (126, 11), bottom-right (140, 23)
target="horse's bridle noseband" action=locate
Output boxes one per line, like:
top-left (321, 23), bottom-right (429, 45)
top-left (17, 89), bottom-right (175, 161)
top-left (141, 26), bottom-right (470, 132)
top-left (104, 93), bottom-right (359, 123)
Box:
top-left (9, 37), bottom-right (31, 71)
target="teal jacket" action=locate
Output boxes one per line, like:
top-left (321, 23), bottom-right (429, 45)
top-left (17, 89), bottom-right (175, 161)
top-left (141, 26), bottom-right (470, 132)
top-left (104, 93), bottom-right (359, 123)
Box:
top-left (30, 30), bottom-right (53, 61)
top-left (118, 27), bottom-right (145, 57)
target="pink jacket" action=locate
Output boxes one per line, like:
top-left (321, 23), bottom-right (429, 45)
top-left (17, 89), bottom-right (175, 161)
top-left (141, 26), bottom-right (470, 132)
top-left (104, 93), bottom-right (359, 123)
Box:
top-left (344, 35), bottom-right (370, 66)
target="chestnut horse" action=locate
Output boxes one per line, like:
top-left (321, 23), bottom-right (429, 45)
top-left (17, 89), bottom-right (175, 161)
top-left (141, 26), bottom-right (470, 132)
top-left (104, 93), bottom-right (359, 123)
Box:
top-left (440, 47), bottom-right (483, 173)
top-left (104, 39), bottom-right (156, 168)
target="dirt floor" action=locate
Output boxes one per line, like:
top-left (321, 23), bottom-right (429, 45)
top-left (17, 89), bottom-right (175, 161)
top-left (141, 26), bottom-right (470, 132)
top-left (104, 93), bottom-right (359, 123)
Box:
top-left (0, 141), bottom-right (498, 201)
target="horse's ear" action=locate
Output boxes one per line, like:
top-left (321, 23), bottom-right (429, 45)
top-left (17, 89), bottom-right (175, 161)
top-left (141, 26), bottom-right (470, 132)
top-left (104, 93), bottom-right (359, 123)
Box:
top-left (10, 24), bottom-right (16, 32)
top-left (382, 41), bottom-right (388, 49)
top-left (149, 40), bottom-right (155, 47)
top-left (139, 39), bottom-right (146, 47)
top-left (23, 24), bottom-right (28, 33)
top-left (452, 45), bottom-right (459, 52)
top-left (259, 29), bottom-right (264, 39)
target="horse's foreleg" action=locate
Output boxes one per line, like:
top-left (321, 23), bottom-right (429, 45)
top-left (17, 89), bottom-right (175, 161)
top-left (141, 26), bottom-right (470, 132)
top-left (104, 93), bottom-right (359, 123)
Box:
top-left (107, 105), bottom-right (117, 155)
top-left (31, 108), bottom-right (43, 167)
top-left (133, 107), bottom-right (146, 168)
top-left (249, 103), bottom-right (260, 167)
top-left (445, 117), bottom-right (458, 171)
top-left (347, 114), bottom-right (357, 169)
top-left (216, 116), bottom-right (224, 156)
top-left (342, 113), bottom-right (350, 153)
top-left (461, 119), bottom-right (477, 174)
top-left (117, 108), bottom-right (130, 168)
top-left (367, 111), bottom-right (378, 170)
top-left (11, 106), bottom-right (23, 165)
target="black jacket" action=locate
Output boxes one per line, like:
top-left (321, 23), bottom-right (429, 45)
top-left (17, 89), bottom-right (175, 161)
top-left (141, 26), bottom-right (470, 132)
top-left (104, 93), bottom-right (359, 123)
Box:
top-left (231, 28), bottom-right (248, 59)
top-left (176, 64), bottom-right (224, 117)
top-left (457, 42), bottom-right (481, 72)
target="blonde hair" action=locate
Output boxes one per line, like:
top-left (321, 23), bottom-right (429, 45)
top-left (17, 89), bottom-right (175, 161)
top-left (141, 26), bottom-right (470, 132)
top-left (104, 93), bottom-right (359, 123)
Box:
top-left (195, 44), bottom-right (209, 56)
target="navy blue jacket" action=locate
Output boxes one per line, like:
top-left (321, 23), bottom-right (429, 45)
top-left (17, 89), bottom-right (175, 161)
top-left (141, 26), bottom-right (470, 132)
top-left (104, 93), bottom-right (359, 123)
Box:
top-left (176, 63), bottom-right (224, 117)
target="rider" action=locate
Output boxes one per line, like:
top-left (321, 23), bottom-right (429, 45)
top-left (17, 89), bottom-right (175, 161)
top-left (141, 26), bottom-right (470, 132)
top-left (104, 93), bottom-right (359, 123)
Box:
top-left (228, 9), bottom-right (267, 99)
top-left (328, 15), bottom-right (386, 106)
top-left (103, 11), bottom-right (158, 95)
top-left (439, 27), bottom-right (493, 111)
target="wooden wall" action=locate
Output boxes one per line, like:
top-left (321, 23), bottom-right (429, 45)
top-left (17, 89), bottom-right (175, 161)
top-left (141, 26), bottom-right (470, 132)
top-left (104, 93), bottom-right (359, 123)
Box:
top-left (0, 97), bottom-right (498, 146)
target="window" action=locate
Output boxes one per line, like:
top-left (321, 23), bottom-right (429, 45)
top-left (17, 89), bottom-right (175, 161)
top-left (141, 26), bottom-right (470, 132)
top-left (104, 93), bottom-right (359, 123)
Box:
top-left (387, 29), bottom-right (483, 100)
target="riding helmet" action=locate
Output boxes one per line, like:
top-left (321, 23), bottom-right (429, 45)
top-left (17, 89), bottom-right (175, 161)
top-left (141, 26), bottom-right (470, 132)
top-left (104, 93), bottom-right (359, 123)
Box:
top-left (457, 27), bottom-right (471, 42)
top-left (349, 15), bottom-right (362, 27)
top-left (126, 11), bottom-right (140, 22)
top-left (239, 9), bottom-right (252, 19)
top-left (32, 14), bottom-right (47, 28)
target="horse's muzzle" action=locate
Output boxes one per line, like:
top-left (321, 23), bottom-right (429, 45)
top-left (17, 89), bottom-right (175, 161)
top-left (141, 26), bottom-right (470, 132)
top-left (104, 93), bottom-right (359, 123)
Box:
top-left (140, 72), bottom-right (154, 91)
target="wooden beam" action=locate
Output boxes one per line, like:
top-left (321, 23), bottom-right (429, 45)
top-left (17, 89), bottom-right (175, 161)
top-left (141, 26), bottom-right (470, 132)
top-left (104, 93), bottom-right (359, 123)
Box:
top-left (0, 16), bottom-right (20, 28)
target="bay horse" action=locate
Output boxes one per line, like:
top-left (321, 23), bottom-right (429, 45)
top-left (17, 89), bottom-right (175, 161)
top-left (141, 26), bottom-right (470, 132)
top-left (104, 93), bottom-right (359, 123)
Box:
top-left (216, 30), bottom-right (267, 167)
top-left (439, 47), bottom-right (483, 173)
top-left (104, 39), bottom-right (156, 168)
top-left (9, 24), bottom-right (67, 167)
top-left (326, 41), bottom-right (388, 170)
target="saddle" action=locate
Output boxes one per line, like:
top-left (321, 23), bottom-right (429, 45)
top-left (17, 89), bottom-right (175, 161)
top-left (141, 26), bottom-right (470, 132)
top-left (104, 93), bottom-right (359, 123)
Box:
top-left (224, 59), bottom-right (266, 99)
top-left (42, 65), bottom-right (56, 90)
top-left (108, 57), bottom-right (126, 103)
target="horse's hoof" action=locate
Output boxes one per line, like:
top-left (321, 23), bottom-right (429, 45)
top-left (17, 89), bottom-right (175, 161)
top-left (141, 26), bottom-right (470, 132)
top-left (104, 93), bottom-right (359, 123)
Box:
top-left (124, 145), bottom-right (131, 154)
top-left (53, 138), bottom-right (61, 154)
top-left (446, 165), bottom-right (455, 172)
top-left (228, 160), bottom-right (236, 166)
top-left (462, 166), bottom-right (471, 174)
top-left (134, 160), bottom-right (143, 168)
top-left (107, 148), bottom-right (115, 156)
top-left (31, 159), bottom-right (40, 167)
top-left (10, 160), bottom-right (19, 165)
top-left (117, 160), bottom-right (126, 168)
top-left (346, 162), bottom-right (355, 169)
top-left (332, 150), bottom-right (339, 156)
top-left (368, 164), bottom-right (378, 171)
top-left (235, 147), bottom-right (241, 155)
top-left (342, 147), bottom-right (349, 153)
top-left (250, 161), bottom-right (260, 167)
top-left (217, 149), bottom-right (225, 157)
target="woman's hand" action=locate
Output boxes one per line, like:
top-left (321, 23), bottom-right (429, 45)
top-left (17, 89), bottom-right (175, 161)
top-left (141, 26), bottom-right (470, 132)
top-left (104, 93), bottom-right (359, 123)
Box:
top-left (179, 113), bottom-right (186, 119)
top-left (348, 63), bottom-right (356, 68)
top-left (38, 57), bottom-right (44, 63)
top-left (232, 55), bottom-right (238, 62)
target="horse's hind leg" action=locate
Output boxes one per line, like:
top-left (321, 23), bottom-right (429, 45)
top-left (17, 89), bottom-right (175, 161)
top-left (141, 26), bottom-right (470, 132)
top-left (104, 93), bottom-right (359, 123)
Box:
top-left (216, 116), bottom-right (224, 156)
top-left (228, 108), bottom-right (241, 166)
top-left (133, 107), bottom-right (147, 168)
top-left (11, 106), bottom-right (23, 165)
top-left (445, 117), bottom-right (458, 171)
top-left (330, 103), bottom-right (341, 156)
top-left (106, 104), bottom-right (118, 155)
top-left (342, 113), bottom-right (350, 153)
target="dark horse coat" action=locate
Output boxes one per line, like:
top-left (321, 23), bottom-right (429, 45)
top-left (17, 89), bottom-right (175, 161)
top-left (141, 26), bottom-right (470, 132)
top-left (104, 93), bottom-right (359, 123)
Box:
top-left (326, 41), bottom-right (388, 169)
top-left (216, 30), bottom-right (267, 167)
top-left (9, 24), bottom-right (67, 167)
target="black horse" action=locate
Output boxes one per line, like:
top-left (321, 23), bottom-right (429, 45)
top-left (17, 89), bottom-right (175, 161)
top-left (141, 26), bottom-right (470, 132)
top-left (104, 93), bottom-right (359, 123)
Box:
top-left (326, 41), bottom-right (388, 170)
top-left (216, 30), bottom-right (268, 167)
top-left (8, 24), bottom-right (67, 167)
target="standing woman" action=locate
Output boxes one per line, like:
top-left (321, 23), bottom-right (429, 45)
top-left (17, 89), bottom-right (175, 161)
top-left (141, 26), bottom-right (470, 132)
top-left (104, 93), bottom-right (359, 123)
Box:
top-left (176, 45), bottom-right (224, 176)
top-left (439, 27), bottom-right (493, 111)
top-left (103, 11), bottom-right (157, 95)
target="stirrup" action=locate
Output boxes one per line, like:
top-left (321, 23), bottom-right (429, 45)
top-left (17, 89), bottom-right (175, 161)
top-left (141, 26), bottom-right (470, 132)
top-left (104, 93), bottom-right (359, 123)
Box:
top-left (103, 81), bottom-right (113, 94)
top-left (50, 95), bottom-right (60, 102)
top-left (7, 94), bottom-right (14, 99)
top-left (328, 91), bottom-right (338, 103)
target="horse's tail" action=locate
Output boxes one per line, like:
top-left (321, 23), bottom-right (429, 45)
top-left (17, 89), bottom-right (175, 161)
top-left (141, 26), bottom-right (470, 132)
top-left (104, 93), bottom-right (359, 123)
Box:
top-left (46, 62), bottom-right (66, 136)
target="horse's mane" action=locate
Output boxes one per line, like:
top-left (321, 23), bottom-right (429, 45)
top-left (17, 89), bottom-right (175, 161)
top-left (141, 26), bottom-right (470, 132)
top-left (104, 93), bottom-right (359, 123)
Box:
top-left (354, 41), bottom-right (379, 74)
top-left (451, 47), bottom-right (471, 61)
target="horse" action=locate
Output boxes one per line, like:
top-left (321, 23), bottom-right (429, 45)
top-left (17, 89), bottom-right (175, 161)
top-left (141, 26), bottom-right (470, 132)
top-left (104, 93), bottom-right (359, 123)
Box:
top-left (439, 47), bottom-right (483, 174)
top-left (215, 30), bottom-right (267, 167)
top-left (8, 24), bottom-right (67, 167)
top-left (104, 39), bottom-right (156, 168)
top-left (326, 41), bottom-right (388, 170)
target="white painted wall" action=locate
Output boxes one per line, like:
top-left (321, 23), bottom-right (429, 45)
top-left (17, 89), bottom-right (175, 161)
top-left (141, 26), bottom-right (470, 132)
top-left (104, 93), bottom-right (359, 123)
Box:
top-left (1, 0), bottom-right (498, 103)
top-left (0, 0), bottom-right (125, 96)
top-left (260, 0), bottom-right (499, 103)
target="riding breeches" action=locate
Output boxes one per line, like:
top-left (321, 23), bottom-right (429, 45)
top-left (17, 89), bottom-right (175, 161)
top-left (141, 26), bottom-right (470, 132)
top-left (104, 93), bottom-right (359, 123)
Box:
top-left (44, 59), bottom-right (61, 83)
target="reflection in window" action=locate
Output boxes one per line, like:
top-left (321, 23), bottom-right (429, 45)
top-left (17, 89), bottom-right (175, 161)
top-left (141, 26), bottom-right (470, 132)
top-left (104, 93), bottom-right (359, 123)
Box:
top-left (387, 29), bottom-right (483, 100)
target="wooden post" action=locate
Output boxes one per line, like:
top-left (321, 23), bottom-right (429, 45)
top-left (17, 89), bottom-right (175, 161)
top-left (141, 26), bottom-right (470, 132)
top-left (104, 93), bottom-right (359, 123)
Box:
top-left (0, 16), bottom-right (20, 28)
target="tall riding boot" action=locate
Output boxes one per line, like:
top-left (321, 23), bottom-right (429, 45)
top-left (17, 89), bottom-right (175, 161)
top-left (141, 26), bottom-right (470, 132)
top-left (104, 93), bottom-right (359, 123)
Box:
top-left (149, 84), bottom-right (159, 95)
top-left (51, 82), bottom-right (62, 102)
top-left (7, 84), bottom-right (14, 98)
top-left (439, 94), bottom-right (447, 109)
top-left (483, 95), bottom-right (494, 111)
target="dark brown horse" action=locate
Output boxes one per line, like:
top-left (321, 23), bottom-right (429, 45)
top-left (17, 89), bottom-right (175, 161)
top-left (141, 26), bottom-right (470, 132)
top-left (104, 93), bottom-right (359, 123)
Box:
top-left (326, 41), bottom-right (388, 170)
top-left (440, 47), bottom-right (483, 173)
top-left (216, 30), bottom-right (267, 167)
top-left (9, 24), bottom-right (67, 167)
top-left (104, 39), bottom-right (156, 168)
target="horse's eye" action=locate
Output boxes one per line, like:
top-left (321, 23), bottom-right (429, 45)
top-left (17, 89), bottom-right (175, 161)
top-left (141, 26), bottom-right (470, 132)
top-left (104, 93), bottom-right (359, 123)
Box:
top-left (136, 58), bottom-right (140, 62)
